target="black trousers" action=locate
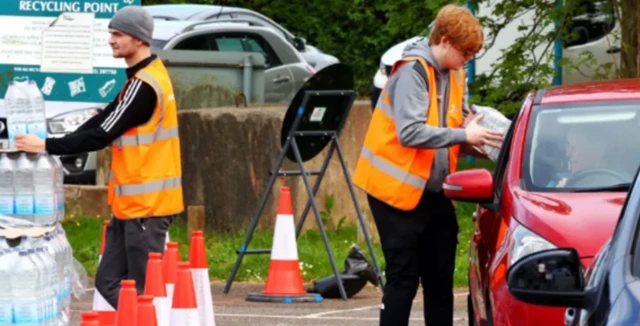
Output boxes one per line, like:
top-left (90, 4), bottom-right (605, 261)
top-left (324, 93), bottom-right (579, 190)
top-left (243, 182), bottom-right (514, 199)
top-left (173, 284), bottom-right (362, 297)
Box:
top-left (95, 215), bottom-right (175, 309)
top-left (368, 191), bottom-right (459, 326)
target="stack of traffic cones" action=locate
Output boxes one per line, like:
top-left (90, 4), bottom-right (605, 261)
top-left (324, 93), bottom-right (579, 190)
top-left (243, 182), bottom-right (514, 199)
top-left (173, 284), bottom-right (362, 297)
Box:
top-left (170, 262), bottom-right (201, 325)
top-left (246, 186), bottom-right (323, 303)
top-left (93, 220), bottom-right (115, 311)
top-left (189, 231), bottom-right (216, 325)
top-left (145, 252), bottom-right (170, 326)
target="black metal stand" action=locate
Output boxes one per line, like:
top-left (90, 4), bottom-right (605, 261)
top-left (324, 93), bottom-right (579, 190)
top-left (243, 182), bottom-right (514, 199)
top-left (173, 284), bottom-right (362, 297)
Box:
top-left (223, 90), bottom-right (385, 301)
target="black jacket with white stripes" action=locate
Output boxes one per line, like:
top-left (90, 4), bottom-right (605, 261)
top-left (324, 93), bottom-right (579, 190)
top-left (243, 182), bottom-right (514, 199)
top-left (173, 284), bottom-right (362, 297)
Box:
top-left (45, 55), bottom-right (158, 155)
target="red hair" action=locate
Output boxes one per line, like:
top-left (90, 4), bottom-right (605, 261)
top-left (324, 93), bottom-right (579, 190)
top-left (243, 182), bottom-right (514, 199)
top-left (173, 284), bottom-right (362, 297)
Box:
top-left (429, 4), bottom-right (484, 56)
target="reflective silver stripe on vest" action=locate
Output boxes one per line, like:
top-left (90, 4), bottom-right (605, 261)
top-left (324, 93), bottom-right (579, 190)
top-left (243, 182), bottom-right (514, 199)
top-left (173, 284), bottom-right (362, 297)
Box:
top-left (113, 126), bottom-right (179, 146)
top-left (360, 146), bottom-right (426, 189)
top-left (115, 177), bottom-right (182, 196)
top-left (109, 170), bottom-right (114, 181)
top-left (376, 93), bottom-right (393, 117)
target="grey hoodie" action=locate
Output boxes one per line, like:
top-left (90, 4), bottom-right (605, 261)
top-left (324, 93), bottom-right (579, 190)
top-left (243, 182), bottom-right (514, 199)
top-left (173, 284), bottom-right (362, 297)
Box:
top-left (384, 37), bottom-right (469, 193)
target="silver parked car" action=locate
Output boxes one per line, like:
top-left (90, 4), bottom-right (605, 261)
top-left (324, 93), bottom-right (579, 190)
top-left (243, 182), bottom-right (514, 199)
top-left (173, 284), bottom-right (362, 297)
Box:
top-left (144, 4), bottom-right (340, 70)
top-left (152, 21), bottom-right (315, 103)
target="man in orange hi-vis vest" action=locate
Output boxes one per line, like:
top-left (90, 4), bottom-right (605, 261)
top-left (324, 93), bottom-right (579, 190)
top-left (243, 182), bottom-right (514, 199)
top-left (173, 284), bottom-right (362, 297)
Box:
top-left (352, 5), bottom-right (504, 326)
top-left (16, 6), bottom-right (183, 309)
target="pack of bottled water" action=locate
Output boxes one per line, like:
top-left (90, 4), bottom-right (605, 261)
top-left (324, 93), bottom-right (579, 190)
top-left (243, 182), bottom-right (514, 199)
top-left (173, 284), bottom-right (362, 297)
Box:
top-left (4, 77), bottom-right (47, 149)
top-left (0, 78), bottom-right (88, 325)
top-left (465, 104), bottom-right (512, 162)
top-left (0, 225), bottom-right (84, 326)
top-left (0, 151), bottom-right (64, 228)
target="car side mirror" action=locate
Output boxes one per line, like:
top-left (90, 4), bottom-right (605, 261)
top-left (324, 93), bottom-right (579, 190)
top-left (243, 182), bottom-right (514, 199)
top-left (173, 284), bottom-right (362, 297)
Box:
top-left (293, 37), bottom-right (306, 51)
top-left (442, 168), bottom-right (494, 204)
top-left (507, 248), bottom-right (588, 309)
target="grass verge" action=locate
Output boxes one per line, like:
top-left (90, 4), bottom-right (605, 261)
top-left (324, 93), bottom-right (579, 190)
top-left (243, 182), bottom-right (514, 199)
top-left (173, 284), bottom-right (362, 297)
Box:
top-left (62, 158), bottom-right (494, 288)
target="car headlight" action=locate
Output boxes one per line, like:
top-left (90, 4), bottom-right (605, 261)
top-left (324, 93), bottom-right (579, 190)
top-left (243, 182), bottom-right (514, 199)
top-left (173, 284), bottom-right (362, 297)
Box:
top-left (48, 108), bottom-right (100, 134)
top-left (379, 60), bottom-right (387, 76)
top-left (509, 221), bottom-right (557, 266)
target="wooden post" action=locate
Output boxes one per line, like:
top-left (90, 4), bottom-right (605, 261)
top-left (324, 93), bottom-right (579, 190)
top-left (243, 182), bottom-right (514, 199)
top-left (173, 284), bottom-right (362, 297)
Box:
top-left (95, 147), bottom-right (112, 186)
top-left (187, 205), bottom-right (205, 241)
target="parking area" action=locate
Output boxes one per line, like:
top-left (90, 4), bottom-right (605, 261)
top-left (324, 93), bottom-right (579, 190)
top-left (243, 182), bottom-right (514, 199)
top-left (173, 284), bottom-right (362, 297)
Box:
top-left (70, 282), bottom-right (470, 325)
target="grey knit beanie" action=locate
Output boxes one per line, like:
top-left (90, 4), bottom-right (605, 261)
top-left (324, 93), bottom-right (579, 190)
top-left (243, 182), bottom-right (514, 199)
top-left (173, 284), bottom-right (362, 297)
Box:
top-left (108, 6), bottom-right (154, 45)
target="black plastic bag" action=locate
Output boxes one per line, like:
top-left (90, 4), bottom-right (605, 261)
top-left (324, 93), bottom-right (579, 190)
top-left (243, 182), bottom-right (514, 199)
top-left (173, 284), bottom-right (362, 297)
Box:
top-left (306, 245), bottom-right (379, 299)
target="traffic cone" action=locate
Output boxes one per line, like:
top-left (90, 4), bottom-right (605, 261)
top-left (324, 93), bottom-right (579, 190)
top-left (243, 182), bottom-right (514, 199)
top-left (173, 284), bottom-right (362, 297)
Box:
top-left (81, 311), bottom-right (99, 326)
top-left (189, 230), bottom-right (216, 326)
top-left (246, 186), bottom-right (322, 303)
top-left (138, 295), bottom-right (159, 326)
top-left (163, 242), bottom-right (180, 304)
top-left (145, 252), bottom-right (170, 326)
top-left (116, 280), bottom-right (138, 326)
top-left (170, 262), bottom-right (200, 325)
top-left (93, 220), bottom-right (115, 311)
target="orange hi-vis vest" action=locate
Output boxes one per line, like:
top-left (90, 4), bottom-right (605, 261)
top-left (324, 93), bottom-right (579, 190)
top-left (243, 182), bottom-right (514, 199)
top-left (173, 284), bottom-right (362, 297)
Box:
top-left (107, 58), bottom-right (184, 219)
top-left (352, 56), bottom-right (465, 211)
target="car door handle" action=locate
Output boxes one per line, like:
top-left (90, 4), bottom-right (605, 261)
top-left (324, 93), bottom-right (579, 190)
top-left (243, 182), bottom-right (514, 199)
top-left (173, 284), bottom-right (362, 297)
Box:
top-left (273, 76), bottom-right (291, 83)
top-left (607, 46), bottom-right (621, 54)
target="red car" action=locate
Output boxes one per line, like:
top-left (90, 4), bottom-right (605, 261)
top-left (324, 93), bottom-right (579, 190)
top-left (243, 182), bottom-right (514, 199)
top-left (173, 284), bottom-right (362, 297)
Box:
top-left (443, 80), bottom-right (640, 326)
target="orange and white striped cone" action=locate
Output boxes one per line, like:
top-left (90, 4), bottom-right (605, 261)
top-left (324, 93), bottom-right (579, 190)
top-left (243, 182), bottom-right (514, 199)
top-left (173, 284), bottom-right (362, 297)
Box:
top-left (189, 230), bottom-right (216, 326)
top-left (246, 186), bottom-right (322, 303)
top-left (145, 252), bottom-right (170, 326)
top-left (170, 262), bottom-right (201, 326)
top-left (93, 220), bottom-right (115, 311)
top-left (163, 242), bottom-right (180, 304)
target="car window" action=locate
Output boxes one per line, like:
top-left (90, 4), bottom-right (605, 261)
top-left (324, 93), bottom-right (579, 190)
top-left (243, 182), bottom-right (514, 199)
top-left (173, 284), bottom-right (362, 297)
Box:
top-left (173, 34), bottom-right (211, 51)
top-left (212, 33), bottom-right (282, 68)
top-left (492, 96), bottom-right (527, 198)
top-left (522, 101), bottom-right (640, 192)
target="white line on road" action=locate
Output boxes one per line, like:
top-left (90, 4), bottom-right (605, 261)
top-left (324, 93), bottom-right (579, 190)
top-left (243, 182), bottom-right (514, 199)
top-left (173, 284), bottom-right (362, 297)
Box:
top-left (304, 304), bottom-right (382, 318)
top-left (214, 313), bottom-right (465, 322)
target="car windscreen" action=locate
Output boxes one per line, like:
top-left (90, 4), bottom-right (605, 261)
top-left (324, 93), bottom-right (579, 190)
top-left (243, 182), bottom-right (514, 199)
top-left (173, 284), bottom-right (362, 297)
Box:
top-left (522, 100), bottom-right (640, 192)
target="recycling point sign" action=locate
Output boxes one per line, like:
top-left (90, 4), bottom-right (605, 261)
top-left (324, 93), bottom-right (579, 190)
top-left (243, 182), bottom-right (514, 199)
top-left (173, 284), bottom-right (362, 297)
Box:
top-left (0, 0), bottom-right (142, 104)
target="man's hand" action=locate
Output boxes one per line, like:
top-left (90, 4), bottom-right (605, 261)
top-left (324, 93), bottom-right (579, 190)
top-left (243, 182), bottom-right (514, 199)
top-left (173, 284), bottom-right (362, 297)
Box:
top-left (15, 134), bottom-right (46, 153)
top-left (464, 113), bottom-right (505, 149)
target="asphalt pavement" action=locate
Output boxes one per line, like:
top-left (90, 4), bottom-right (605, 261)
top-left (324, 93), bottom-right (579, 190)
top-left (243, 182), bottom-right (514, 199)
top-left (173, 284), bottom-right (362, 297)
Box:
top-left (70, 282), bottom-right (470, 325)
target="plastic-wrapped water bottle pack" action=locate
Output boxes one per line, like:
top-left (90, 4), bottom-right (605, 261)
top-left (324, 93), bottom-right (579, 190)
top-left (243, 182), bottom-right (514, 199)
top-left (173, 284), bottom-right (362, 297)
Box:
top-left (0, 78), bottom-right (89, 325)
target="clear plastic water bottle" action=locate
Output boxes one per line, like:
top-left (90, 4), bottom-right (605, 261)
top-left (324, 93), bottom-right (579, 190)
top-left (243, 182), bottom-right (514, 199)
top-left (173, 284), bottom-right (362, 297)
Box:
top-left (14, 152), bottom-right (35, 224)
top-left (12, 238), bottom-right (40, 326)
top-left (26, 80), bottom-right (47, 140)
top-left (0, 237), bottom-right (15, 325)
top-left (55, 227), bottom-right (72, 312)
top-left (4, 80), bottom-right (29, 149)
top-left (34, 153), bottom-right (56, 226)
top-left (35, 236), bottom-right (59, 325)
top-left (0, 153), bottom-right (14, 218)
top-left (51, 156), bottom-right (65, 223)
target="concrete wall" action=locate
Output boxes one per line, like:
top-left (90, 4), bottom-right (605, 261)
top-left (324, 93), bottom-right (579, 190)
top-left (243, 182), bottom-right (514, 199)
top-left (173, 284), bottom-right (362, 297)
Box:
top-left (65, 102), bottom-right (375, 233)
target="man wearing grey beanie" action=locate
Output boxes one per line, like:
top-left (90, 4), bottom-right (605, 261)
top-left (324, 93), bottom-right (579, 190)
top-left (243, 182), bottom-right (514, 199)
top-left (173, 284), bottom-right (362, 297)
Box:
top-left (15, 5), bottom-right (184, 310)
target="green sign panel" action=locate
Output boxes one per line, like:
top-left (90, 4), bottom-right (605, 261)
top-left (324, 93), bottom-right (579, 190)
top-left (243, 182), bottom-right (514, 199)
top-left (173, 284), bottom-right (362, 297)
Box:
top-left (0, 0), bottom-right (141, 103)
